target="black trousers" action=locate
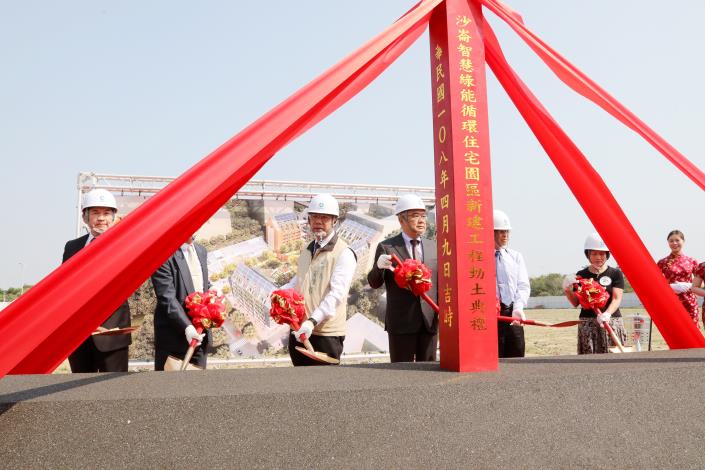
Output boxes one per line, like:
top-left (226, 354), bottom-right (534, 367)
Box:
top-left (288, 333), bottom-right (344, 366)
top-left (68, 339), bottom-right (129, 373)
top-left (154, 346), bottom-right (207, 371)
top-left (388, 331), bottom-right (437, 362)
top-left (498, 303), bottom-right (525, 358)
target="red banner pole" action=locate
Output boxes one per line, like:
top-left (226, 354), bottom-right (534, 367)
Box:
top-left (429, 0), bottom-right (497, 372)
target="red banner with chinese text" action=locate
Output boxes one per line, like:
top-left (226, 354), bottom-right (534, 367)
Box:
top-left (482, 20), bottom-right (705, 349)
top-left (430, 0), bottom-right (498, 372)
top-left (0, 0), bottom-right (443, 377)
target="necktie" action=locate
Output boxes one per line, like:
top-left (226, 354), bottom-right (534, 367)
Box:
top-left (410, 239), bottom-right (419, 260)
top-left (186, 244), bottom-right (203, 292)
top-left (495, 250), bottom-right (507, 304)
top-left (312, 241), bottom-right (321, 258)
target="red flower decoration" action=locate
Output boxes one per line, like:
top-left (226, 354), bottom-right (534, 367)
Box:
top-left (572, 276), bottom-right (609, 310)
top-left (185, 290), bottom-right (226, 330)
top-left (270, 289), bottom-right (306, 329)
top-left (393, 258), bottom-right (433, 297)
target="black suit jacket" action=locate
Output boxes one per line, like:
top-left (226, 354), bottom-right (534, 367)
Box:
top-left (151, 243), bottom-right (211, 355)
top-left (62, 234), bottom-right (132, 352)
top-left (367, 233), bottom-right (438, 335)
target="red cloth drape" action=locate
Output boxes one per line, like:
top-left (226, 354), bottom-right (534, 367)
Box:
top-left (481, 18), bottom-right (705, 348)
top-left (0, 0), bottom-right (442, 377)
top-left (479, 0), bottom-right (705, 192)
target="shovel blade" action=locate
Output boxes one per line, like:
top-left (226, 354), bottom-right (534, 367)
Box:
top-left (164, 355), bottom-right (204, 371)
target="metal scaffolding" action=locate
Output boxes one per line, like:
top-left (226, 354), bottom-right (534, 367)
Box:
top-left (76, 172), bottom-right (435, 235)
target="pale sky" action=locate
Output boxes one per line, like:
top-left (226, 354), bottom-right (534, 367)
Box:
top-left (2, 0), bottom-right (704, 288)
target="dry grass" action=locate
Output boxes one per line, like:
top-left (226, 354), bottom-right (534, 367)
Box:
top-left (525, 308), bottom-right (668, 356)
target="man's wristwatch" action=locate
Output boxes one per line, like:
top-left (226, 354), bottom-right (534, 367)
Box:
top-left (307, 317), bottom-right (318, 327)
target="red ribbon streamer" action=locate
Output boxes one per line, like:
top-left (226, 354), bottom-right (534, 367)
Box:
top-left (480, 0), bottom-right (705, 192)
top-left (482, 18), bottom-right (705, 348)
top-left (497, 316), bottom-right (582, 328)
top-left (0, 0), bottom-right (443, 377)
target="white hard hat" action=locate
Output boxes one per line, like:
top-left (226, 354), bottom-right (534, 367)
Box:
top-left (493, 210), bottom-right (511, 230)
top-left (394, 194), bottom-right (426, 215)
top-left (584, 232), bottom-right (610, 259)
top-left (307, 193), bottom-right (339, 217)
top-left (82, 189), bottom-right (117, 211)
top-left (584, 232), bottom-right (608, 252)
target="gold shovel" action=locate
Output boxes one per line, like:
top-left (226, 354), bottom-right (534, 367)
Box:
top-left (294, 333), bottom-right (340, 365)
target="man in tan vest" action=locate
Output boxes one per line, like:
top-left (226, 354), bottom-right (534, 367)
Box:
top-left (280, 194), bottom-right (357, 366)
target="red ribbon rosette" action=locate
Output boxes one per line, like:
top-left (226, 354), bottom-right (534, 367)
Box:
top-left (393, 258), bottom-right (433, 297)
top-left (572, 276), bottom-right (609, 310)
top-left (389, 254), bottom-right (439, 313)
top-left (269, 289), bottom-right (306, 330)
top-left (185, 290), bottom-right (226, 331)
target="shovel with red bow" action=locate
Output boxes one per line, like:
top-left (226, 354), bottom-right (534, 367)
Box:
top-left (164, 290), bottom-right (227, 371)
top-left (269, 289), bottom-right (339, 364)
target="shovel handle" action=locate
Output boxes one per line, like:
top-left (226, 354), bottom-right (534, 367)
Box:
top-left (593, 308), bottom-right (627, 353)
top-left (180, 325), bottom-right (204, 371)
top-left (288, 319), bottom-right (316, 353)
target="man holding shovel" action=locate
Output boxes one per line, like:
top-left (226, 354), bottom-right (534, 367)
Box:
top-left (280, 194), bottom-right (357, 366)
top-left (62, 189), bottom-right (132, 372)
top-left (368, 194), bottom-right (438, 363)
top-left (151, 236), bottom-right (210, 370)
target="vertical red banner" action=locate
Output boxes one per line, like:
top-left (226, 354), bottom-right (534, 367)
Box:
top-left (429, 0), bottom-right (497, 372)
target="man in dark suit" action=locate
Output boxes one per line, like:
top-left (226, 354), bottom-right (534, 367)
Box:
top-left (151, 236), bottom-right (210, 370)
top-left (368, 194), bottom-right (438, 362)
top-left (62, 189), bottom-right (131, 372)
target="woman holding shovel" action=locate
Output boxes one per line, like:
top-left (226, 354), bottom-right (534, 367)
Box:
top-left (563, 233), bottom-right (627, 354)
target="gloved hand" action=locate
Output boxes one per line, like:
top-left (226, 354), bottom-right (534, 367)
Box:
top-left (376, 254), bottom-right (393, 270)
top-left (596, 312), bottom-right (611, 328)
top-left (185, 325), bottom-right (204, 346)
top-left (670, 282), bottom-right (692, 294)
top-left (562, 274), bottom-right (577, 291)
top-left (294, 320), bottom-right (314, 343)
top-left (511, 309), bottom-right (526, 326)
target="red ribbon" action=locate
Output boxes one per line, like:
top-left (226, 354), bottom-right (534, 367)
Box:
top-left (481, 14), bottom-right (705, 349)
top-left (0, 0), bottom-right (442, 376)
top-left (269, 289), bottom-right (306, 331)
top-left (390, 253), bottom-right (439, 313)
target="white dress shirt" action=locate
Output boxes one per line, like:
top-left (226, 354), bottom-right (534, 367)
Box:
top-left (401, 232), bottom-right (423, 261)
top-left (495, 247), bottom-right (530, 311)
top-left (282, 230), bottom-right (357, 324)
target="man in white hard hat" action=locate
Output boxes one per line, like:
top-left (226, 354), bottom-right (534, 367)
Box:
top-left (280, 194), bottom-right (357, 366)
top-left (368, 194), bottom-right (438, 362)
top-left (61, 189), bottom-right (132, 372)
top-left (494, 209), bottom-right (530, 358)
top-left (151, 234), bottom-right (210, 370)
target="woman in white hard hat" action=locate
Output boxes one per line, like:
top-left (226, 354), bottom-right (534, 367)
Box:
top-left (563, 233), bottom-right (626, 354)
top-left (656, 230), bottom-right (700, 325)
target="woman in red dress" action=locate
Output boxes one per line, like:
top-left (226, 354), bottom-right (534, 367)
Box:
top-left (657, 230), bottom-right (699, 324)
top-left (690, 263), bottom-right (705, 323)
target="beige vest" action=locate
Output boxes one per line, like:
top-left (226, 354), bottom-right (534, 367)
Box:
top-left (296, 235), bottom-right (349, 336)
